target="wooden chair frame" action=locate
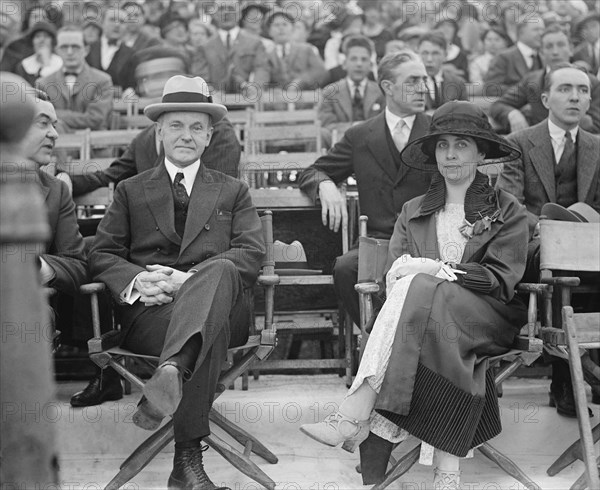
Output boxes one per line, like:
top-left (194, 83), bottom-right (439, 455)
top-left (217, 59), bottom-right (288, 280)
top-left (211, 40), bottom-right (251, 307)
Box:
top-left (538, 219), bottom-right (600, 490)
top-left (353, 215), bottom-right (545, 490)
top-left (80, 211), bottom-right (279, 490)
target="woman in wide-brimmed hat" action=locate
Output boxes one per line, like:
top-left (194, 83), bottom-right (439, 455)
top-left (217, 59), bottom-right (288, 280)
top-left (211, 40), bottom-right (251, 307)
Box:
top-left (14, 21), bottom-right (63, 86)
top-left (301, 101), bottom-right (529, 488)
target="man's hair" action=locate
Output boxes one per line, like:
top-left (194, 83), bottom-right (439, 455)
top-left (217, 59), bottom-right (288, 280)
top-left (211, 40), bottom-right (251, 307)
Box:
top-left (103, 5), bottom-right (124, 22)
top-left (543, 62), bottom-right (589, 92)
top-left (57, 25), bottom-right (85, 36)
top-left (377, 50), bottom-right (420, 89)
top-left (32, 88), bottom-right (51, 102)
top-left (516, 13), bottom-right (543, 37)
top-left (342, 34), bottom-right (374, 56)
top-left (121, 1), bottom-right (144, 14)
top-left (541, 23), bottom-right (571, 44)
top-left (418, 31), bottom-right (447, 51)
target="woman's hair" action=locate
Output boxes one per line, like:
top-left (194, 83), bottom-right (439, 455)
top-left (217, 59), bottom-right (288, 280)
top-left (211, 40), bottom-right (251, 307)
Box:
top-left (480, 26), bottom-right (513, 47)
top-left (422, 135), bottom-right (490, 159)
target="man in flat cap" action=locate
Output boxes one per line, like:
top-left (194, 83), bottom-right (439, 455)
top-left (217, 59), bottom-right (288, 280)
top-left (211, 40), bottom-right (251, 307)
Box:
top-left (88, 75), bottom-right (265, 488)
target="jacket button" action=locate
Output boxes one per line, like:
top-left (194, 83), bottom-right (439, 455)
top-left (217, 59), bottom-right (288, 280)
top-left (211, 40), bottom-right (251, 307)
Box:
top-left (204, 224), bottom-right (210, 230)
top-left (155, 227), bottom-right (159, 231)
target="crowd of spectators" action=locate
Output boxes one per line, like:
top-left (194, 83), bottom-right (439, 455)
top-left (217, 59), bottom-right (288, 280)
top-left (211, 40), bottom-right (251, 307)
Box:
top-left (0, 1), bottom-right (597, 109)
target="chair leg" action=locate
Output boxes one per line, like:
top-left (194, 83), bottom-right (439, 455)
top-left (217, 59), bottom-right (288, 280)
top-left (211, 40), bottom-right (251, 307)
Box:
top-left (570, 456), bottom-right (600, 490)
top-left (104, 420), bottom-right (174, 490)
top-left (345, 312), bottom-right (354, 387)
top-left (563, 307), bottom-right (600, 490)
top-left (205, 433), bottom-right (276, 490)
top-left (209, 409), bottom-right (278, 464)
top-left (477, 442), bottom-right (541, 490)
top-left (547, 423), bottom-right (600, 476)
top-left (371, 444), bottom-right (420, 490)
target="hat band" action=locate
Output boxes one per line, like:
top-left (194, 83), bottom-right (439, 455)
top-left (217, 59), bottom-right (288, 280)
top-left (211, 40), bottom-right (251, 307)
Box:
top-left (162, 91), bottom-right (213, 104)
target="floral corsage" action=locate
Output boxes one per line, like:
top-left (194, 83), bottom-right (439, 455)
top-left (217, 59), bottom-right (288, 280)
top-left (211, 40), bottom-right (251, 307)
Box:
top-left (458, 208), bottom-right (501, 239)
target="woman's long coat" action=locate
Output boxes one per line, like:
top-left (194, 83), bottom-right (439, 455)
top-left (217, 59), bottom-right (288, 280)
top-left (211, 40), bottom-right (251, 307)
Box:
top-left (373, 176), bottom-right (529, 456)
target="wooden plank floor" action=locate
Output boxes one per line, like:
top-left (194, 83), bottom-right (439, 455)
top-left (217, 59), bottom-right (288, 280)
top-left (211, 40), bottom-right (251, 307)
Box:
top-left (54, 375), bottom-right (599, 489)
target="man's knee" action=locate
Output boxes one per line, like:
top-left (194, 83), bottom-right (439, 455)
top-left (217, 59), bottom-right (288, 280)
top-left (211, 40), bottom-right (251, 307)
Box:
top-left (333, 250), bottom-right (358, 284)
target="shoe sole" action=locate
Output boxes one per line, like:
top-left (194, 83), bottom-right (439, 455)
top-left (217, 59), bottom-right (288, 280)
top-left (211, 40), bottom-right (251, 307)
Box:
top-left (143, 365), bottom-right (182, 417)
top-left (298, 425), bottom-right (364, 453)
top-left (69, 390), bottom-right (123, 408)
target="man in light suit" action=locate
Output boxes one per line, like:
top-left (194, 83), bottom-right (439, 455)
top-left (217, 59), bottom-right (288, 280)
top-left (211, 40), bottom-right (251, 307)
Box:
top-left (318, 35), bottom-right (385, 147)
top-left (490, 25), bottom-right (600, 134)
top-left (418, 31), bottom-right (468, 111)
top-left (190, 0), bottom-right (269, 92)
top-left (484, 12), bottom-right (545, 96)
top-left (265, 9), bottom-right (328, 90)
top-left (88, 75), bottom-right (264, 489)
top-left (497, 63), bottom-right (600, 418)
top-left (85, 6), bottom-right (135, 92)
top-left (37, 26), bottom-right (114, 133)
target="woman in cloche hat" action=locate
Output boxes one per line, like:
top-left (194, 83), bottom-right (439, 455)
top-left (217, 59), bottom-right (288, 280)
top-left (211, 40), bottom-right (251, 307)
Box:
top-left (301, 101), bottom-right (529, 489)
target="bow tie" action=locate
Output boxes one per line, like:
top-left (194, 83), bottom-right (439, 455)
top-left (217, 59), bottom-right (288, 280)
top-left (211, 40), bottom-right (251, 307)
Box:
top-left (64, 72), bottom-right (78, 77)
top-left (107, 39), bottom-right (119, 46)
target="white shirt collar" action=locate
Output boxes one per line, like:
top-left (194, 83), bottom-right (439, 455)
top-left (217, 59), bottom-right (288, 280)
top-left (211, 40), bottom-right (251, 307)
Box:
top-left (548, 118), bottom-right (578, 143)
top-left (346, 77), bottom-right (367, 96)
top-left (385, 107), bottom-right (416, 134)
top-left (164, 157), bottom-right (201, 195)
top-left (220, 26), bottom-right (240, 45)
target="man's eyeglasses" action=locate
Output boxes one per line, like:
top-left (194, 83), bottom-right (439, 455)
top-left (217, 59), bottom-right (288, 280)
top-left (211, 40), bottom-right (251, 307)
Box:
top-left (57, 44), bottom-right (84, 52)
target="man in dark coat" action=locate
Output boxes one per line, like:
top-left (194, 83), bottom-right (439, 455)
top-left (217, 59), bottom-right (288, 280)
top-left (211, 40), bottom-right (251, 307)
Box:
top-left (71, 117), bottom-right (241, 197)
top-left (298, 50), bottom-right (434, 342)
top-left (491, 25), bottom-right (600, 134)
top-left (88, 75), bottom-right (264, 489)
top-left (497, 64), bottom-right (600, 417)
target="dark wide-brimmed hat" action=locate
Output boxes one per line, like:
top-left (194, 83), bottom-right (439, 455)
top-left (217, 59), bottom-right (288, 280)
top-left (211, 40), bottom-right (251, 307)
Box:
top-left (144, 75), bottom-right (227, 122)
top-left (400, 101), bottom-right (521, 171)
top-left (27, 21), bottom-right (57, 44)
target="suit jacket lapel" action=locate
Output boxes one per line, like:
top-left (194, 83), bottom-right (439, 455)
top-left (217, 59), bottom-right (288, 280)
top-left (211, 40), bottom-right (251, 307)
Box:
top-left (407, 213), bottom-right (440, 260)
top-left (514, 48), bottom-right (529, 78)
top-left (71, 64), bottom-right (91, 97)
top-left (143, 161), bottom-right (181, 246)
top-left (366, 113), bottom-right (397, 181)
top-left (461, 220), bottom-right (503, 262)
top-left (179, 166), bottom-right (222, 256)
top-left (577, 130), bottom-right (599, 201)
top-left (528, 123), bottom-right (556, 202)
top-left (339, 82), bottom-right (353, 120)
top-left (363, 82), bottom-right (379, 116)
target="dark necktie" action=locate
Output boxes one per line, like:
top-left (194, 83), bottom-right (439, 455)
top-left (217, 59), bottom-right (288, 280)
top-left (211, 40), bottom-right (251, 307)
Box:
top-left (173, 172), bottom-right (189, 237)
top-left (557, 131), bottom-right (574, 167)
top-left (352, 84), bottom-right (365, 121)
top-left (432, 77), bottom-right (440, 107)
top-left (226, 31), bottom-right (231, 50)
top-left (174, 172), bottom-right (189, 207)
top-left (531, 53), bottom-right (542, 71)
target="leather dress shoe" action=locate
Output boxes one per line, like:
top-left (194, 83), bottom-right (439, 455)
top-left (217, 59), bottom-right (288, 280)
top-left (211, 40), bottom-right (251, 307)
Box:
top-left (70, 369), bottom-right (123, 407)
top-left (549, 381), bottom-right (593, 418)
top-left (133, 397), bottom-right (165, 431)
top-left (168, 445), bottom-right (231, 490)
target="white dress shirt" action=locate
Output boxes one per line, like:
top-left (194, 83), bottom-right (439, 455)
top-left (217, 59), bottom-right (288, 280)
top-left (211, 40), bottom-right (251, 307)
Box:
top-left (219, 26), bottom-right (240, 48)
top-left (386, 108), bottom-right (415, 153)
top-left (100, 35), bottom-right (121, 71)
top-left (347, 77), bottom-right (367, 98)
top-left (548, 119), bottom-right (578, 164)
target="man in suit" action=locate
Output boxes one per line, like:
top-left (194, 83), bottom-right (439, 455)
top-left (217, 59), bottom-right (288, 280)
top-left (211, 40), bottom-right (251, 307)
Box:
top-left (299, 50), bottom-right (433, 337)
top-left (484, 13), bottom-right (545, 96)
top-left (417, 31), bottom-right (468, 111)
top-left (71, 116), bottom-right (242, 198)
top-left (318, 35), bottom-right (385, 147)
top-left (37, 26), bottom-right (114, 133)
top-left (121, 1), bottom-right (162, 52)
top-left (86, 6), bottom-right (135, 92)
top-left (190, 0), bottom-right (269, 92)
top-left (572, 13), bottom-right (600, 76)
top-left (491, 25), bottom-right (600, 134)
top-left (88, 75), bottom-right (264, 488)
top-left (496, 64), bottom-right (600, 417)
top-left (265, 9), bottom-right (328, 90)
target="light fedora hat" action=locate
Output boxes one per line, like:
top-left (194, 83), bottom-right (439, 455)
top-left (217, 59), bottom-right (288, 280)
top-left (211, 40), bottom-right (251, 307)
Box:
top-left (541, 202), bottom-right (600, 223)
top-left (144, 75), bottom-right (227, 123)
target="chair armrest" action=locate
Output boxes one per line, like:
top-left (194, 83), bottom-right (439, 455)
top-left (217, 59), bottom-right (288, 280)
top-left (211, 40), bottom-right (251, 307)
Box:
top-left (355, 282), bottom-right (380, 294)
top-left (80, 282), bottom-right (106, 294)
top-left (540, 276), bottom-right (580, 287)
top-left (257, 274), bottom-right (280, 286)
top-left (88, 329), bottom-right (121, 354)
top-left (516, 283), bottom-right (549, 293)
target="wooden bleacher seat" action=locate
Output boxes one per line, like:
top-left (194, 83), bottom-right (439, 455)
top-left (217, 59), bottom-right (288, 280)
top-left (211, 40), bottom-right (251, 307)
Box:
top-left (53, 131), bottom-right (90, 161)
top-left (538, 219), bottom-right (600, 490)
top-left (256, 88), bottom-right (322, 111)
top-left (80, 211), bottom-right (279, 490)
top-left (87, 129), bottom-right (139, 158)
top-left (353, 215), bottom-right (546, 489)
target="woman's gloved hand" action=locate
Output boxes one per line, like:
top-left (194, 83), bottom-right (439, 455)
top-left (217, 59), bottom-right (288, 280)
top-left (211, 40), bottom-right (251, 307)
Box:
top-left (386, 255), bottom-right (442, 291)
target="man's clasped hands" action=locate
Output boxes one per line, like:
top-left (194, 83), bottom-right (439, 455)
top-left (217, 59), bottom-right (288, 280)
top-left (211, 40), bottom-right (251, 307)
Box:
top-left (134, 265), bottom-right (195, 305)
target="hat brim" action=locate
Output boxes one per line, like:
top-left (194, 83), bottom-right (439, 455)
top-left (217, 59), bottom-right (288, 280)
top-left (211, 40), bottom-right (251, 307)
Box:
top-left (541, 202), bottom-right (600, 223)
top-left (144, 103), bottom-right (227, 123)
top-left (399, 129), bottom-right (521, 171)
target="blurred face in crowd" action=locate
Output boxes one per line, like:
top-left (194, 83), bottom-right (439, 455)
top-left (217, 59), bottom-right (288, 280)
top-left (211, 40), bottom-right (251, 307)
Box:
top-left (123, 3), bottom-right (145, 34)
top-left (418, 40), bottom-right (446, 77)
top-left (343, 46), bottom-right (371, 83)
top-left (188, 20), bottom-right (211, 48)
top-left (343, 16), bottom-right (363, 36)
top-left (518, 15), bottom-right (545, 50)
top-left (542, 67), bottom-right (591, 130)
top-left (483, 30), bottom-right (508, 56)
top-left (83, 23), bottom-right (101, 45)
top-left (32, 30), bottom-right (53, 53)
top-left (541, 30), bottom-right (572, 67)
top-left (581, 19), bottom-right (600, 44)
top-left (56, 30), bottom-right (88, 71)
top-left (380, 59), bottom-right (428, 116)
top-left (292, 19), bottom-right (310, 43)
top-left (437, 21), bottom-right (456, 45)
top-left (157, 112), bottom-right (213, 168)
top-left (102, 8), bottom-right (125, 41)
top-left (214, 0), bottom-right (238, 31)
top-left (241, 6), bottom-right (265, 36)
top-left (363, 6), bottom-right (381, 26)
top-left (435, 135), bottom-right (483, 185)
top-left (163, 20), bottom-right (188, 45)
top-left (22, 99), bottom-right (59, 166)
top-left (269, 15), bottom-right (294, 44)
